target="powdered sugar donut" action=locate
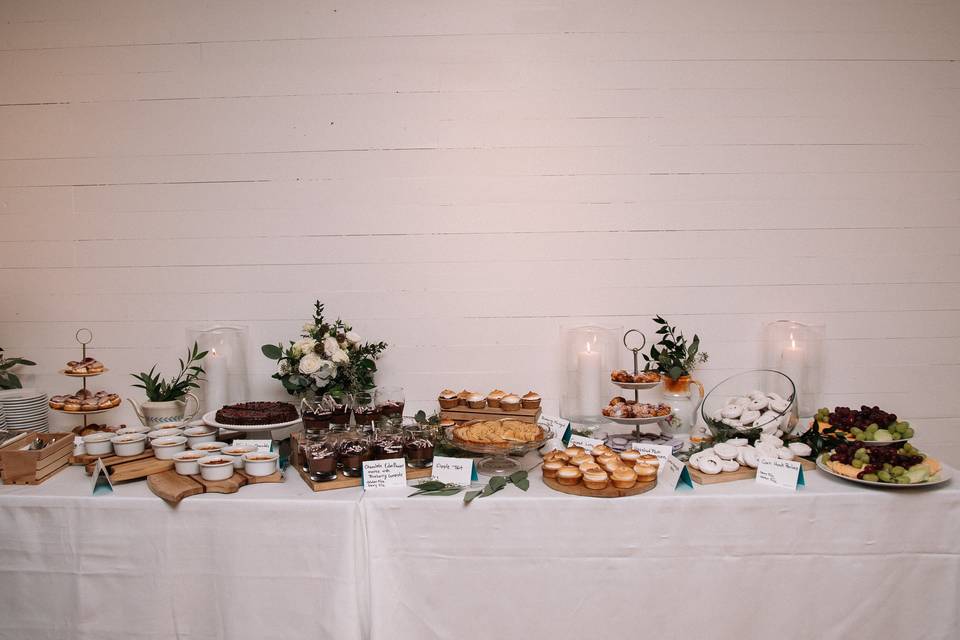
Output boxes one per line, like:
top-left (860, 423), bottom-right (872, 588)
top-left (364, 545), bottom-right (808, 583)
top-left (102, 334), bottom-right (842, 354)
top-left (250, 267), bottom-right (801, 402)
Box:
top-left (721, 404), bottom-right (744, 419)
top-left (747, 397), bottom-right (769, 412)
top-left (721, 459), bottom-right (740, 473)
top-left (726, 438), bottom-right (748, 447)
top-left (788, 442), bottom-right (812, 457)
top-left (714, 442), bottom-right (738, 460)
top-left (777, 447), bottom-right (795, 461)
top-left (698, 456), bottom-right (722, 475)
top-left (770, 398), bottom-right (790, 413)
top-left (739, 410), bottom-right (760, 425)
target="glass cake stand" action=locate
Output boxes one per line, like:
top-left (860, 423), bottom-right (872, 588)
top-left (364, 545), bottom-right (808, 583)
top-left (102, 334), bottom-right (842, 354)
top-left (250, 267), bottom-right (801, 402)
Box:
top-left (445, 424), bottom-right (549, 476)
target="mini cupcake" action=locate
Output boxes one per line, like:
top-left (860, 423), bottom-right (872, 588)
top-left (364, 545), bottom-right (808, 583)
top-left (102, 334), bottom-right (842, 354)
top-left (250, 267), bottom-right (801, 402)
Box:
top-left (520, 391), bottom-right (541, 410)
top-left (556, 465), bottom-right (582, 486)
top-left (500, 394), bottom-right (521, 411)
top-left (637, 454), bottom-right (660, 470)
top-left (611, 467), bottom-right (638, 489)
top-left (439, 419), bottom-right (456, 430)
top-left (597, 452), bottom-right (619, 467)
top-left (634, 463), bottom-right (658, 483)
top-left (591, 444), bottom-right (613, 457)
top-left (564, 446), bottom-right (585, 459)
top-left (619, 450), bottom-right (641, 465)
top-left (542, 460), bottom-right (564, 478)
top-left (570, 453), bottom-right (593, 467)
top-left (466, 393), bottom-right (486, 409)
top-left (583, 469), bottom-right (609, 490)
top-left (579, 461), bottom-right (603, 473)
top-left (543, 450), bottom-right (569, 463)
top-left (438, 389), bottom-right (459, 409)
top-left (457, 390), bottom-right (472, 406)
top-left (602, 459), bottom-right (624, 474)
top-left (486, 389), bottom-right (507, 408)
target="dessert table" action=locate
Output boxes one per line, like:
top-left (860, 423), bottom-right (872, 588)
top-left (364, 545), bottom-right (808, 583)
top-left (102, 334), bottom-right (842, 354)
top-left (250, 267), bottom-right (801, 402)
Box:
top-left (1, 461), bottom-right (958, 640)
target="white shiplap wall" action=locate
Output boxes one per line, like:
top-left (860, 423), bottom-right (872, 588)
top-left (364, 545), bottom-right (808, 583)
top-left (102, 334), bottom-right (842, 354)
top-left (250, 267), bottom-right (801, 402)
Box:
top-left (1, 0), bottom-right (959, 461)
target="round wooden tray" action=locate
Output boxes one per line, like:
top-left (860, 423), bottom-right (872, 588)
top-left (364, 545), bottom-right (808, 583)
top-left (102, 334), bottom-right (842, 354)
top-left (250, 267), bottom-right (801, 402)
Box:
top-left (542, 474), bottom-right (656, 498)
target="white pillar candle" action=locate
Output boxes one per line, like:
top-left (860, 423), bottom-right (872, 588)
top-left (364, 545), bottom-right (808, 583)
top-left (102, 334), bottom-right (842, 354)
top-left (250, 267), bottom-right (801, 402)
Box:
top-left (779, 336), bottom-right (805, 408)
top-left (576, 341), bottom-right (601, 420)
top-left (204, 348), bottom-right (229, 413)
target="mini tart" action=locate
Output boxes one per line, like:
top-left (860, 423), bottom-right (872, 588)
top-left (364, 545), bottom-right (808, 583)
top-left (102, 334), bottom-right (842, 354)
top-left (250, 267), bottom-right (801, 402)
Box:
top-left (611, 467), bottom-right (638, 489)
top-left (579, 461), bottom-right (602, 473)
top-left (543, 450), bottom-right (569, 463)
top-left (582, 469), bottom-right (609, 490)
top-left (438, 389), bottom-right (459, 409)
top-left (542, 460), bottom-right (565, 478)
top-left (500, 394), bottom-right (521, 411)
top-left (570, 453), bottom-right (593, 466)
top-left (637, 454), bottom-right (660, 469)
top-left (486, 389), bottom-right (507, 408)
top-left (564, 446), bottom-right (585, 459)
top-left (597, 452), bottom-right (619, 466)
top-left (466, 393), bottom-right (486, 409)
top-left (619, 450), bottom-right (641, 464)
top-left (591, 444), bottom-right (613, 457)
top-left (555, 465), bottom-right (582, 486)
top-left (520, 391), bottom-right (541, 410)
top-left (634, 463), bottom-right (658, 482)
top-left (602, 459), bottom-right (624, 474)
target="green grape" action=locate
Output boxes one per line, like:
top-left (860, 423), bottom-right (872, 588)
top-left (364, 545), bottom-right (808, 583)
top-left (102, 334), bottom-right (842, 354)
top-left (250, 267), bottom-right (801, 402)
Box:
top-left (896, 476), bottom-right (911, 484)
top-left (851, 427), bottom-right (863, 435)
top-left (882, 463), bottom-right (892, 471)
top-left (852, 459), bottom-right (865, 469)
top-left (856, 434), bottom-right (866, 441)
top-left (862, 473), bottom-right (879, 482)
top-left (903, 428), bottom-right (914, 438)
top-left (866, 424), bottom-right (879, 434)
top-left (877, 470), bottom-right (891, 482)
top-left (892, 466), bottom-right (906, 477)
top-left (864, 432), bottom-right (875, 441)
top-left (820, 453), bottom-right (832, 464)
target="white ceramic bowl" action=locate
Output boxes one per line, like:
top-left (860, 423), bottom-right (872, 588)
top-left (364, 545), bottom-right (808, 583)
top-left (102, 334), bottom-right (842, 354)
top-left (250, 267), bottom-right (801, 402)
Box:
top-left (173, 450), bottom-right (206, 476)
top-left (191, 440), bottom-right (228, 455)
top-left (183, 426), bottom-right (217, 447)
top-left (221, 444), bottom-right (258, 469)
top-left (82, 432), bottom-right (113, 456)
top-left (151, 435), bottom-right (187, 459)
top-left (198, 455), bottom-right (235, 481)
top-left (110, 433), bottom-right (146, 457)
top-left (242, 450), bottom-right (279, 477)
top-left (147, 427), bottom-right (184, 445)
top-left (116, 425), bottom-right (151, 439)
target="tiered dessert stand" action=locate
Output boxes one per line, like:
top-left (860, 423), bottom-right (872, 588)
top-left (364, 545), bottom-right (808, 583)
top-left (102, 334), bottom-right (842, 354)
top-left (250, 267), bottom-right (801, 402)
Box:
top-left (50, 329), bottom-right (118, 430)
top-left (604, 329), bottom-right (675, 450)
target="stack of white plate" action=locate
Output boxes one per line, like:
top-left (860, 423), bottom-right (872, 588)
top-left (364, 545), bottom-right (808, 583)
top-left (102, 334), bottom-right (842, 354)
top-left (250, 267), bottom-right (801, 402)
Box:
top-left (0, 389), bottom-right (49, 434)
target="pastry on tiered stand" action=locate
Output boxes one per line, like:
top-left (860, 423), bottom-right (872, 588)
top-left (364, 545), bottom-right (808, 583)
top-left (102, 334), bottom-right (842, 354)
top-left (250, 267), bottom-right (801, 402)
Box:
top-left (64, 357), bottom-right (106, 376)
top-left (50, 389), bottom-right (120, 412)
top-left (51, 329), bottom-right (121, 434)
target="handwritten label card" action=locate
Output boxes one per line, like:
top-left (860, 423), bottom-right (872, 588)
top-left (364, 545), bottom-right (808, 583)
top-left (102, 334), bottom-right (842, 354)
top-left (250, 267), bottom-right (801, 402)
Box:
top-left (431, 456), bottom-right (478, 486)
top-left (361, 459), bottom-right (407, 489)
top-left (538, 414), bottom-right (572, 445)
top-left (90, 458), bottom-right (114, 496)
top-left (630, 443), bottom-right (673, 474)
top-left (232, 439), bottom-right (272, 453)
top-left (567, 434), bottom-right (605, 452)
top-left (659, 455), bottom-right (694, 491)
top-left (755, 457), bottom-right (805, 490)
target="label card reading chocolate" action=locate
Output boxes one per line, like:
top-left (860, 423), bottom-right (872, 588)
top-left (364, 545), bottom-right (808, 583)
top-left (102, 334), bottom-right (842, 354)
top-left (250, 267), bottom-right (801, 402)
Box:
top-left (755, 457), bottom-right (805, 490)
top-left (361, 459), bottom-right (407, 489)
top-left (630, 443), bottom-right (673, 474)
top-left (232, 439), bottom-right (272, 453)
top-left (431, 456), bottom-right (478, 486)
top-left (538, 414), bottom-right (572, 445)
top-left (658, 455), bottom-right (694, 491)
top-left (567, 434), bottom-right (605, 452)
top-left (90, 458), bottom-right (114, 496)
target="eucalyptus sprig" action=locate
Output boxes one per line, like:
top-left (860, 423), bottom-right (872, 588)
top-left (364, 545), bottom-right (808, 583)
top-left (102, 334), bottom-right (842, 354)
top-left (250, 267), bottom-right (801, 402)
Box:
top-left (408, 470), bottom-right (530, 504)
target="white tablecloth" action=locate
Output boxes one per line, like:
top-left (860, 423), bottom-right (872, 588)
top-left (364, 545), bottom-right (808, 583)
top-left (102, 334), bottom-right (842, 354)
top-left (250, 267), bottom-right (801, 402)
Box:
top-left (0, 468), bottom-right (366, 640)
top-left (1, 461), bottom-right (958, 640)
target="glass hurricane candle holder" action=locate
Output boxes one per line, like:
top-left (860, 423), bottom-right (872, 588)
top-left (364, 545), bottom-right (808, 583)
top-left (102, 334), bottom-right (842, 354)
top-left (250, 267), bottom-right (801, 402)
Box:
top-left (762, 321), bottom-right (825, 419)
top-left (185, 325), bottom-right (250, 414)
top-left (560, 325), bottom-right (622, 425)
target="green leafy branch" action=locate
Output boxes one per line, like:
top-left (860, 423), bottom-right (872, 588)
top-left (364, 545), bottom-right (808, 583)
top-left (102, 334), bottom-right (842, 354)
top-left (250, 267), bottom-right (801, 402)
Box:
top-left (643, 315), bottom-right (708, 380)
top-left (131, 341), bottom-right (208, 402)
top-left (0, 347), bottom-right (36, 390)
top-left (408, 470), bottom-right (530, 504)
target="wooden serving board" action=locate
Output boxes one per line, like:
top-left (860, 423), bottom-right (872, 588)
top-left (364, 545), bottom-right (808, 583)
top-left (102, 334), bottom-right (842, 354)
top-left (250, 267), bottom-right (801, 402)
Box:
top-left (147, 468), bottom-right (283, 505)
top-left (440, 405), bottom-right (541, 424)
top-left (687, 457), bottom-right (816, 485)
top-left (73, 449), bottom-right (153, 467)
top-left (87, 455), bottom-right (174, 482)
top-left (295, 462), bottom-right (433, 492)
top-left (542, 474), bottom-right (656, 498)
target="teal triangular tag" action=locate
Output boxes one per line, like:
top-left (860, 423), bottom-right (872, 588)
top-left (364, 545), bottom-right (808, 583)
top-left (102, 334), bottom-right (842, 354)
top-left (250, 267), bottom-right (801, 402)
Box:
top-left (678, 466), bottom-right (694, 490)
top-left (470, 461), bottom-right (479, 482)
top-left (798, 467), bottom-right (806, 487)
top-left (561, 424), bottom-right (572, 446)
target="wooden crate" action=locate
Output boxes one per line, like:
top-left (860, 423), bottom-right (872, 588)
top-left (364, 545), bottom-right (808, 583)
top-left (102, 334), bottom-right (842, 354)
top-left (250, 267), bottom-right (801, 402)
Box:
top-left (0, 432), bottom-right (74, 485)
top-left (440, 405), bottom-right (541, 424)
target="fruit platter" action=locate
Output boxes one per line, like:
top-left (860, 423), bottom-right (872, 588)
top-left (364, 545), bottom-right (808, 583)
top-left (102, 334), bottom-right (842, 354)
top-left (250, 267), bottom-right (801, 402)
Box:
top-left (817, 441), bottom-right (950, 488)
top-left (814, 405), bottom-right (915, 446)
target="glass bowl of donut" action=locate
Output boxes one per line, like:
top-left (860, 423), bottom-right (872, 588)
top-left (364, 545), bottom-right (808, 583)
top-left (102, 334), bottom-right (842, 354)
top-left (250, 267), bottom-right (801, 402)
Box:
top-left (700, 369), bottom-right (798, 444)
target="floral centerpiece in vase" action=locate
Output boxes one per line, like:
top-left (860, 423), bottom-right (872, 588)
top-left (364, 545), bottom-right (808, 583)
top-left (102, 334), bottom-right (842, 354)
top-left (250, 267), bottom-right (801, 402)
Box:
top-left (261, 301), bottom-right (387, 430)
top-left (642, 315), bottom-right (709, 436)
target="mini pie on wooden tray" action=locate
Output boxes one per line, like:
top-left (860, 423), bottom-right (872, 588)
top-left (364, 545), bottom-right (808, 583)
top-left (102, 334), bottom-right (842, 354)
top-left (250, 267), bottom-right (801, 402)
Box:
top-left (451, 419), bottom-right (546, 447)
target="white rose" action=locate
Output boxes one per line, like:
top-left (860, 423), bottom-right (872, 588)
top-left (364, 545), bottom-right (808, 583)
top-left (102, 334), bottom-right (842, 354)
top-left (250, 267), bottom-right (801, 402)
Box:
top-left (310, 360), bottom-right (336, 384)
top-left (331, 349), bottom-right (350, 365)
top-left (294, 338), bottom-right (317, 356)
top-left (323, 336), bottom-right (340, 357)
top-left (277, 361), bottom-right (291, 376)
top-left (303, 323), bottom-right (314, 332)
top-left (298, 353), bottom-right (323, 375)
top-left (345, 331), bottom-right (361, 345)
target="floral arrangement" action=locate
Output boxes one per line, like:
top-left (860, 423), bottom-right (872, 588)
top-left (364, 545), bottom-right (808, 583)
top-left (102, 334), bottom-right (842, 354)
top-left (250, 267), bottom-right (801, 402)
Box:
top-left (261, 301), bottom-right (387, 397)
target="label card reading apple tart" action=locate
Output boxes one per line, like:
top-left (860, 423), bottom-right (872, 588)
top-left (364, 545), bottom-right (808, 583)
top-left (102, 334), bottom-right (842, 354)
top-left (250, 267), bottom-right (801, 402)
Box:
top-left (755, 457), bottom-right (805, 490)
top-left (658, 455), bottom-right (694, 491)
top-left (630, 443), bottom-right (672, 473)
top-left (431, 456), bottom-right (478, 487)
top-left (90, 458), bottom-right (114, 496)
top-left (538, 414), bottom-right (571, 445)
top-left (361, 459), bottom-right (407, 489)
top-left (567, 434), bottom-right (605, 452)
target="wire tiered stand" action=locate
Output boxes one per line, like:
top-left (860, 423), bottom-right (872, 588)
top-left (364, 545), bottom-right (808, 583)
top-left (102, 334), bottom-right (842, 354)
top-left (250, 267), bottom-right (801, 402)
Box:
top-left (49, 329), bottom-right (119, 431)
top-left (603, 329), bottom-right (677, 452)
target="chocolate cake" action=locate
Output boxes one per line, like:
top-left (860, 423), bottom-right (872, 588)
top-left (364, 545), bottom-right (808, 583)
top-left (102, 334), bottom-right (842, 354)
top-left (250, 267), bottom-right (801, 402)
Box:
top-left (215, 401), bottom-right (298, 426)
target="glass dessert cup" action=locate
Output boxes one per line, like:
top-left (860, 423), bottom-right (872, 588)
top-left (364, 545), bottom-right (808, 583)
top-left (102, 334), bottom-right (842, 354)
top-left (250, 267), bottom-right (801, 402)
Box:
top-left (403, 426), bottom-right (435, 469)
top-left (374, 386), bottom-right (405, 428)
top-left (371, 425), bottom-right (404, 461)
top-left (337, 429), bottom-right (371, 477)
top-left (305, 433), bottom-right (339, 482)
top-left (444, 422), bottom-right (548, 477)
top-left (352, 391), bottom-right (380, 431)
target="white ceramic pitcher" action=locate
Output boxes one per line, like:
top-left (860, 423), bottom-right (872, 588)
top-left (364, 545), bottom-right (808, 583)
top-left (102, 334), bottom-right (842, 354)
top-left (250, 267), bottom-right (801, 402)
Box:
top-left (128, 392), bottom-right (200, 430)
